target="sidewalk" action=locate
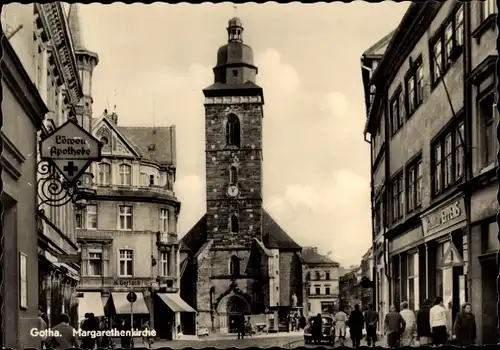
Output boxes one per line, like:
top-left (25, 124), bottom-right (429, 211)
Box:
top-left (179, 330), bottom-right (303, 341)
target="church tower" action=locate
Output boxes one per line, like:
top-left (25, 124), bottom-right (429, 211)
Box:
top-left (68, 4), bottom-right (99, 132)
top-left (203, 17), bottom-right (264, 249)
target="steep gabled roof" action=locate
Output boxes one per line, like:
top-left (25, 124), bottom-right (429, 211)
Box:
top-left (362, 29), bottom-right (395, 58)
top-left (180, 210), bottom-right (301, 256)
top-left (91, 115), bottom-right (176, 166)
top-left (301, 247), bottom-right (339, 266)
top-left (92, 117), bottom-right (142, 158)
top-left (262, 210), bottom-right (301, 250)
top-left (118, 126), bottom-right (176, 166)
top-left (180, 214), bottom-right (207, 253)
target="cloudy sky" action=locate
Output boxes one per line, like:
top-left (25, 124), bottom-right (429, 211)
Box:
top-left (75, 2), bottom-right (409, 266)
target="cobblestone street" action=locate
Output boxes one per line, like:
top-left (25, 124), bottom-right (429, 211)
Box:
top-left (287, 335), bottom-right (388, 348)
top-left (114, 333), bottom-right (303, 349)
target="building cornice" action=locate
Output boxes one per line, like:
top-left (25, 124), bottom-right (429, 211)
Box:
top-left (39, 3), bottom-right (83, 105)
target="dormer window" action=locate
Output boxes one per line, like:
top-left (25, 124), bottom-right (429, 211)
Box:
top-left (149, 175), bottom-right (155, 186)
top-left (148, 144), bottom-right (156, 152)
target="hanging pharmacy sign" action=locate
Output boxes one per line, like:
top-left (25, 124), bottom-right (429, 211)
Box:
top-left (40, 119), bottom-right (102, 184)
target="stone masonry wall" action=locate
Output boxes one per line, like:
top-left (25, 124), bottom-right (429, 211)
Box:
top-left (279, 252), bottom-right (303, 307)
top-left (205, 102), bottom-right (264, 248)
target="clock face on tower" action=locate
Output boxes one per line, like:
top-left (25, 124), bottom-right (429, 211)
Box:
top-left (227, 185), bottom-right (239, 197)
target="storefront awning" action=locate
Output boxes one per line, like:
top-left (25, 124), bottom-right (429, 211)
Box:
top-left (158, 293), bottom-right (196, 313)
top-left (78, 292), bottom-right (105, 320)
top-left (111, 292), bottom-right (149, 315)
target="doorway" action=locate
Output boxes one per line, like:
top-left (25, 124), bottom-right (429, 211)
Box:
top-left (480, 259), bottom-right (498, 345)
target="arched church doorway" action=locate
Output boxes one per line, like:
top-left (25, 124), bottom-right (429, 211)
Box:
top-left (216, 293), bottom-right (250, 333)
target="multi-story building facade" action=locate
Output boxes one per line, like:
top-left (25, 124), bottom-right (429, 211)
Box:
top-left (360, 247), bottom-right (374, 308)
top-left (1, 3), bottom-right (84, 348)
top-left (76, 107), bottom-right (184, 339)
top-left (362, 1), bottom-right (497, 344)
top-left (180, 17), bottom-right (303, 335)
top-left (301, 247), bottom-right (340, 317)
top-left (339, 266), bottom-right (361, 312)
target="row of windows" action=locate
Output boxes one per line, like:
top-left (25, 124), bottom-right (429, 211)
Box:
top-left (307, 271), bottom-right (333, 280)
top-left (384, 93), bottom-right (496, 225)
top-left (85, 250), bottom-right (171, 277)
top-left (311, 285), bottom-right (337, 295)
top-left (390, 5), bottom-right (464, 137)
top-left (76, 205), bottom-right (171, 232)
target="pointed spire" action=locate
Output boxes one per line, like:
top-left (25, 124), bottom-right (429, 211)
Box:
top-left (68, 3), bottom-right (87, 51)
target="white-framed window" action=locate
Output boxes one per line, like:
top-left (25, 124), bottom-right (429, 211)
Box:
top-left (407, 252), bottom-right (419, 311)
top-left (119, 164), bottom-right (132, 185)
top-left (19, 252), bottom-right (27, 309)
top-left (160, 252), bottom-right (169, 277)
top-left (119, 249), bottom-right (133, 277)
top-left (118, 206), bottom-right (133, 230)
top-left (479, 93), bottom-right (496, 167)
top-left (86, 205), bottom-right (98, 230)
top-left (88, 252), bottom-right (102, 276)
top-left (98, 163), bottom-right (111, 185)
top-left (160, 209), bottom-right (169, 232)
top-left (325, 286), bottom-right (331, 295)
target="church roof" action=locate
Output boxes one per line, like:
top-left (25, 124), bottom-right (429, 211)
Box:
top-left (180, 215), bottom-right (208, 253)
top-left (203, 82), bottom-right (263, 97)
top-left (301, 247), bottom-right (339, 266)
top-left (262, 210), bottom-right (301, 250)
top-left (180, 209), bottom-right (301, 254)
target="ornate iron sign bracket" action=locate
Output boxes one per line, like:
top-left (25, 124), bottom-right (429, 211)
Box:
top-left (36, 160), bottom-right (82, 214)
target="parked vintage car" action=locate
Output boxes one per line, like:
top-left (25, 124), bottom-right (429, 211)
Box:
top-left (303, 314), bottom-right (334, 344)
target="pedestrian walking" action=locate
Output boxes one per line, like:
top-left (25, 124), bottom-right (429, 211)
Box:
top-left (416, 299), bottom-right (432, 346)
top-left (299, 313), bottom-right (306, 330)
top-left (121, 317), bottom-right (133, 348)
top-left (430, 296), bottom-right (448, 346)
top-left (312, 313), bottom-right (323, 344)
top-left (364, 303), bottom-right (378, 347)
top-left (142, 320), bottom-right (153, 348)
top-left (384, 305), bottom-right (406, 348)
top-left (334, 307), bottom-right (348, 346)
top-left (453, 303), bottom-right (476, 346)
top-left (348, 304), bottom-right (364, 348)
top-left (399, 301), bottom-right (416, 346)
top-left (237, 314), bottom-right (245, 339)
top-left (37, 308), bottom-right (48, 349)
top-left (46, 313), bottom-right (79, 350)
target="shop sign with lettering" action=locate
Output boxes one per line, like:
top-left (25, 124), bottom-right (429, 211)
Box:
top-left (422, 196), bottom-right (466, 238)
top-left (113, 278), bottom-right (148, 287)
top-left (40, 119), bottom-right (102, 184)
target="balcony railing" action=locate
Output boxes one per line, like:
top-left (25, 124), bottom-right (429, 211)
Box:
top-left (156, 232), bottom-right (178, 248)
